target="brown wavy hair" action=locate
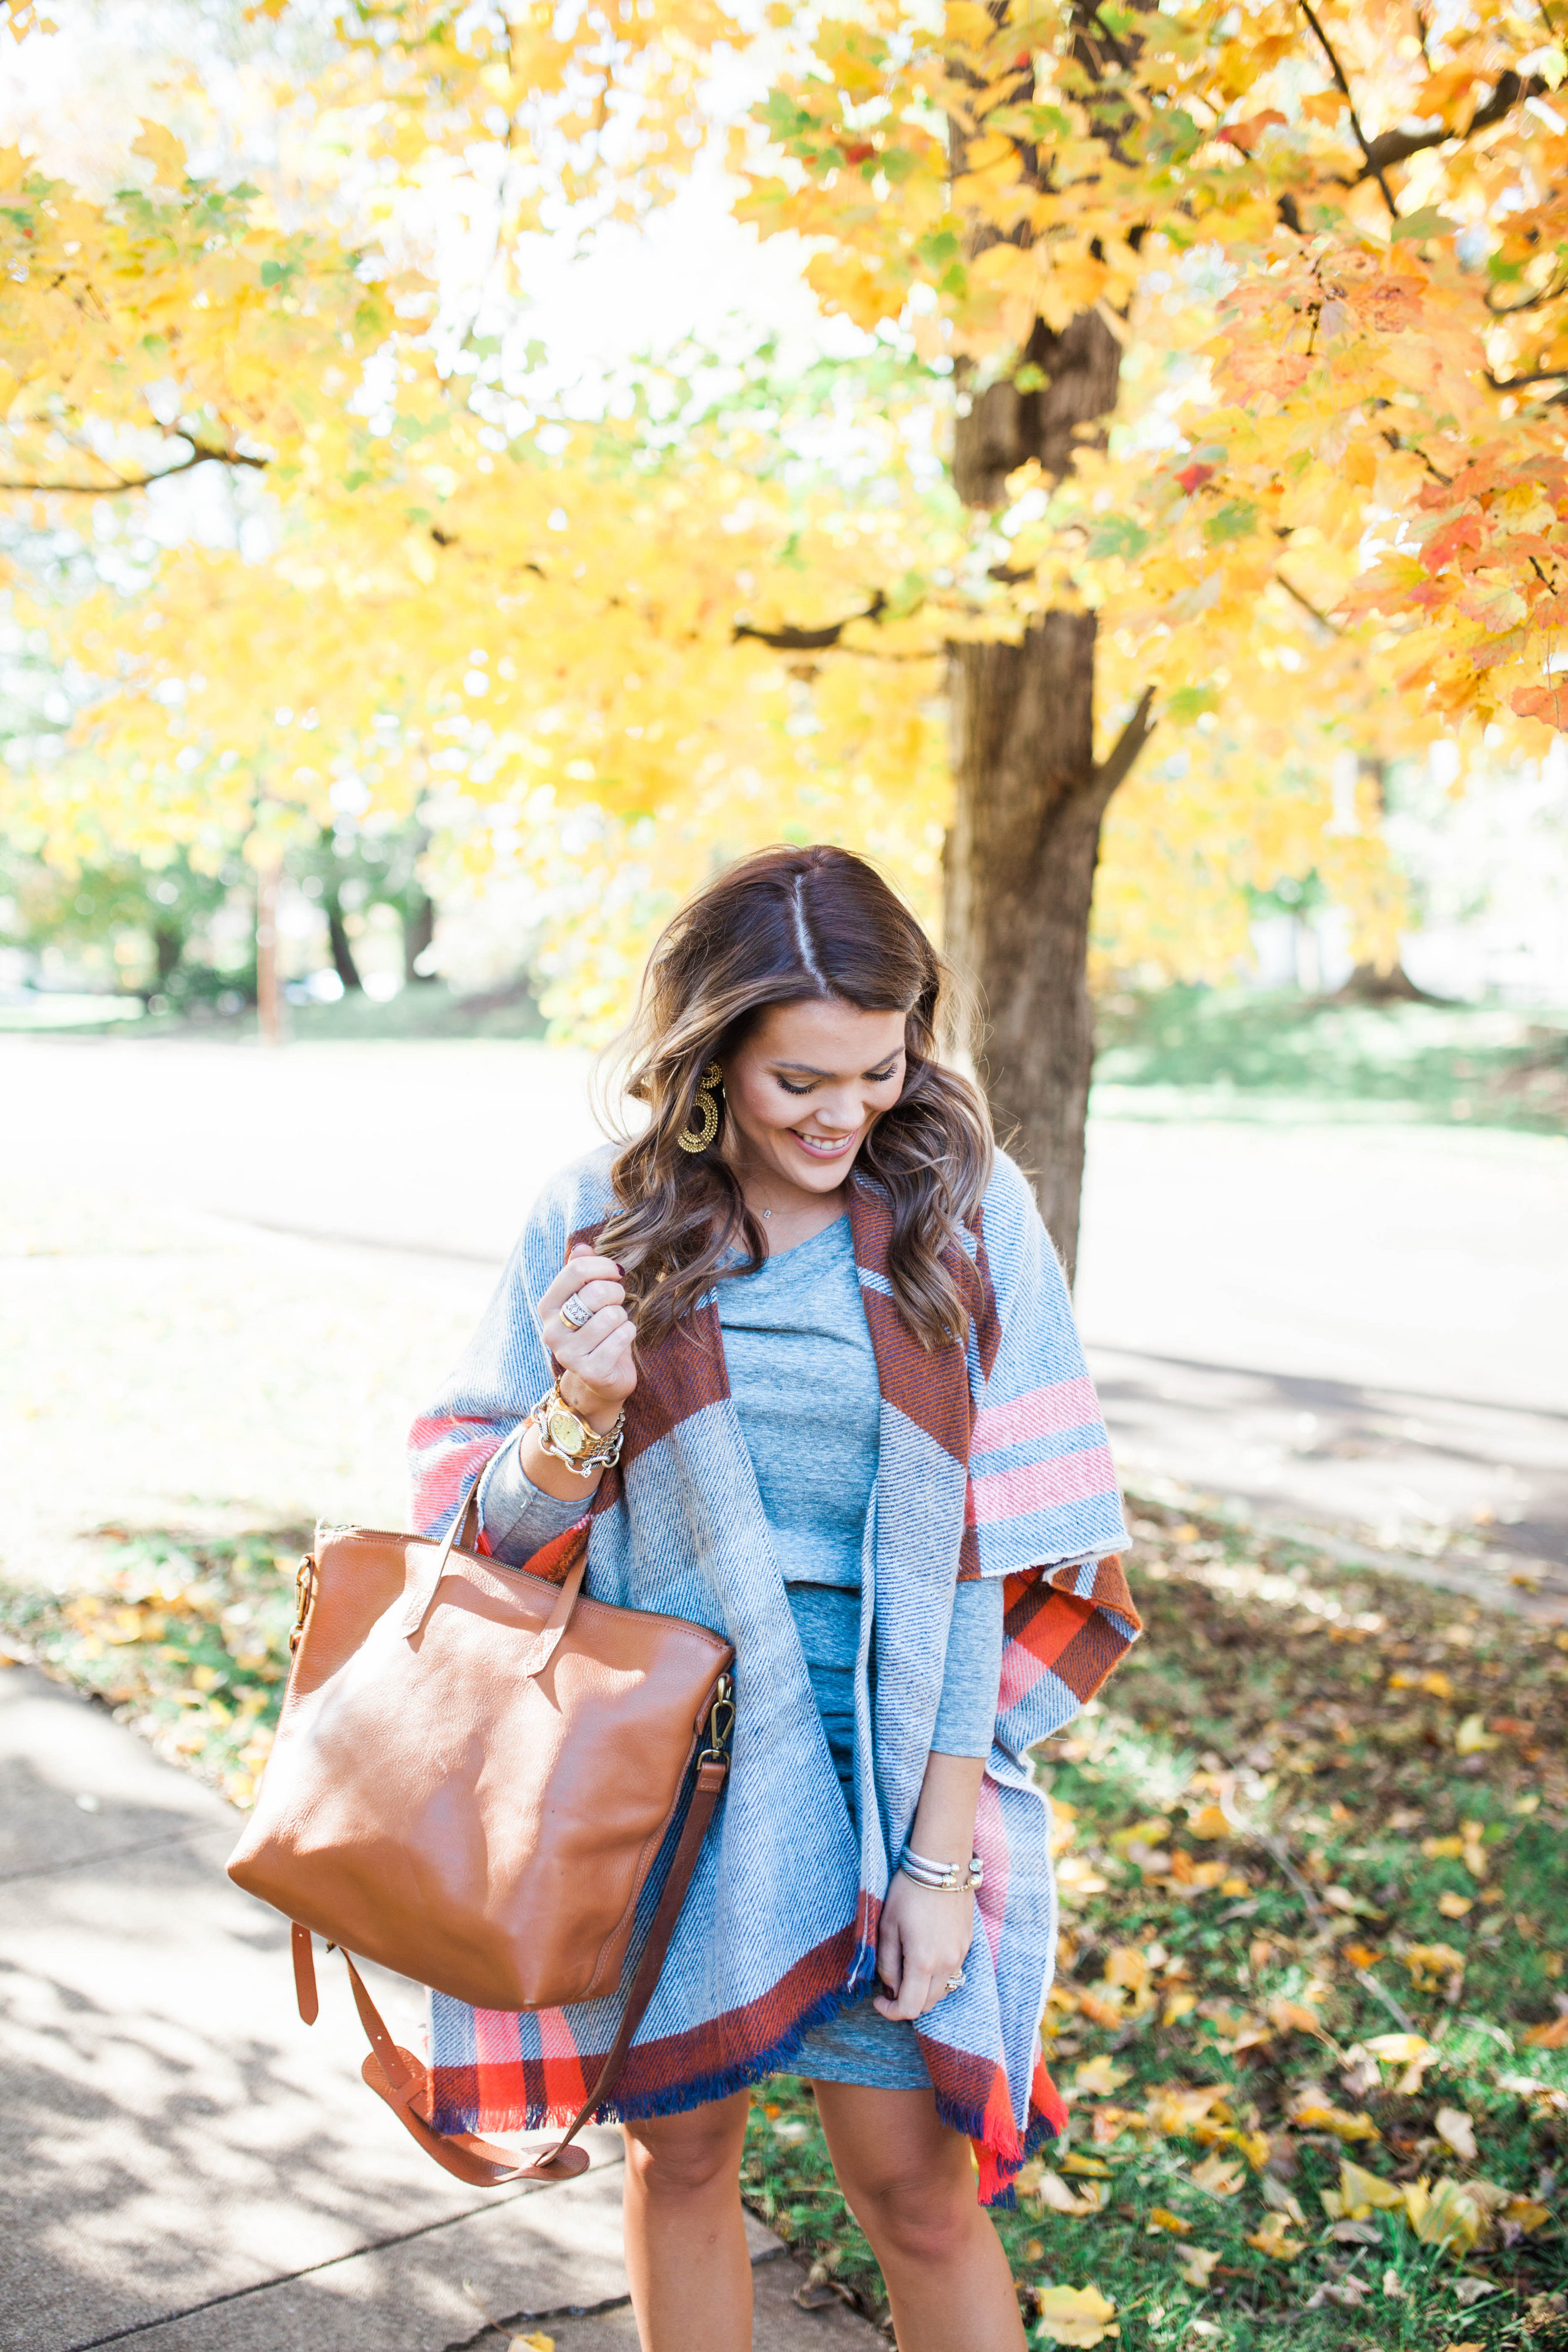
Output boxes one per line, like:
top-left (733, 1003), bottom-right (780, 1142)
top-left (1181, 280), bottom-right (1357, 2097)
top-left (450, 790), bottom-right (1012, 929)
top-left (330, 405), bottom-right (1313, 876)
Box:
top-left (597, 844), bottom-right (994, 1352)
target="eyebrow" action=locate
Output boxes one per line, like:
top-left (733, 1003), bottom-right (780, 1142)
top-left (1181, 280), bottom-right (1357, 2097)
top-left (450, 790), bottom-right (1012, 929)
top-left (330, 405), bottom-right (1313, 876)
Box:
top-left (770, 1055), bottom-right (902, 1077)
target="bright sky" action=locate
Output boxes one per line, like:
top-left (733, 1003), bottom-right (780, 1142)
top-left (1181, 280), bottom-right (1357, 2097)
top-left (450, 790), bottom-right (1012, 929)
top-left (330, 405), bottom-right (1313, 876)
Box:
top-left (0, 0), bottom-right (849, 396)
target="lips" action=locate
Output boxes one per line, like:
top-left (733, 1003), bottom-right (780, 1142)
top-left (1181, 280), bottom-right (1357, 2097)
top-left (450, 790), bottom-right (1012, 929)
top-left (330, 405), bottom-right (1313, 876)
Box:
top-left (792, 1128), bottom-right (856, 1158)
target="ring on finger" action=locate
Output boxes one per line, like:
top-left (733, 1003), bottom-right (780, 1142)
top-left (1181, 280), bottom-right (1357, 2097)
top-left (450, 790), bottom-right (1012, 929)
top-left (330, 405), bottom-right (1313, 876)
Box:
top-left (560, 1294), bottom-right (594, 1330)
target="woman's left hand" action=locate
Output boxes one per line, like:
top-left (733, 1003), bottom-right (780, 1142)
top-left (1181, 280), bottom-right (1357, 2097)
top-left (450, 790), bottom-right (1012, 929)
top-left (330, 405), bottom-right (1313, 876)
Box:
top-left (872, 1869), bottom-right (975, 2021)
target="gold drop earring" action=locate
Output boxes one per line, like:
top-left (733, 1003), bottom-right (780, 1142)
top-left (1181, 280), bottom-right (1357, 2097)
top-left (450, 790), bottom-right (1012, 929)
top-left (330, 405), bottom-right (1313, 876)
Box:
top-left (676, 1062), bottom-right (724, 1155)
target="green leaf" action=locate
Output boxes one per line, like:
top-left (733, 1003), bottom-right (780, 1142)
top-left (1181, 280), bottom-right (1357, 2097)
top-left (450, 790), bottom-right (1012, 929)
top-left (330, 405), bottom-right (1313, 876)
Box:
top-left (1391, 206), bottom-right (1460, 242)
top-left (1204, 499), bottom-right (1256, 546)
top-left (1087, 514), bottom-right (1151, 562)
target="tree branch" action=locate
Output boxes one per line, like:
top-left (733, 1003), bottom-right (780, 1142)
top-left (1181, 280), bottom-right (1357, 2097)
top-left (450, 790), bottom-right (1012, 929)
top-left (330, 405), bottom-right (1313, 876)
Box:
top-left (1486, 364), bottom-right (1568, 391)
top-left (1277, 569), bottom-right (1343, 636)
top-left (0, 437), bottom-right (268, 496)
top-left (1354, 68), bottom-right (1537, 180)
top-left (1298, 0), bottom-right (1398, 216)
top-left (733, 589), bottom-right (888, 651)
top-left (1092, 685), bottom-right (1156, 799)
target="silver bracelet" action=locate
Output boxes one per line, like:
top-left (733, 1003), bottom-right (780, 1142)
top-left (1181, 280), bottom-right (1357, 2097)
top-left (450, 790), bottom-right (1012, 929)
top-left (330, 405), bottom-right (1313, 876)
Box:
top-left (898, 1843), bottom-right (984, 1893)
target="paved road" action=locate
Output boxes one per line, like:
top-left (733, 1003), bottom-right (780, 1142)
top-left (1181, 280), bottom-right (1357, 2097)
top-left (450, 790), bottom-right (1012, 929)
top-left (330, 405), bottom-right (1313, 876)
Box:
top-left (2, 1033), bottom-right (1564, 1602)
top-left (0, 1661), bottom-right (875, 2350)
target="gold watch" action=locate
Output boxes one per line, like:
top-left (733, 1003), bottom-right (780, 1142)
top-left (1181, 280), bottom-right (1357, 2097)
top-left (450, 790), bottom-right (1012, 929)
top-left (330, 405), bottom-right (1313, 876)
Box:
top-left (531, 1380), bottom-right (626, 1478)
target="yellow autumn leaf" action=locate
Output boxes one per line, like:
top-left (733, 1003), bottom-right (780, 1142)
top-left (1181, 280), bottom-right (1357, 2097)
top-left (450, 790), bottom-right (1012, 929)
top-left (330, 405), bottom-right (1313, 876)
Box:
top-left (1438, 1890), bottom-right (1475, 1918)
top-left (1335, 2160), bottom-right (1408, 2216)
top-left (1288, 2096), bottom-right (1380, 2144)
top-left (1174, 2245), bottom-right (1221, 2289)
top-left (1406, 2176), bottom-right (1485, 2253)
top-left (1033, 2170), bottom-right (1106, 2217)
top-left (1246, 2211), bottom-right (1304, 2260)
top-left (1062, 2153), bottom-right (1112, 2177)
top-left (1188, 2154), bottom-right (1245, 2197)
top-left (1523, 2016), bottom-right (1568, 2049)
top-left (1503, 2196), bottom-right (1552, 2233)
top-left (1035, 2283), bottom-right (1119, 2345)
top-left (1072, 2056), bottom-right (1130, 2096)
top-left (1363, 2033), bottom-right (1433, 2065)
top-left (510, 2336), bottom-right (555, 2352)
top-left (1454, 1713), bottom-right (1499, 1754)
top-left (1435, 2107), bottom-right (1477, 2163)
top-left (1145, 2206), bottom-right (1192, 2234)
top-left (1187, 1803), bottom-right (1232, 1840)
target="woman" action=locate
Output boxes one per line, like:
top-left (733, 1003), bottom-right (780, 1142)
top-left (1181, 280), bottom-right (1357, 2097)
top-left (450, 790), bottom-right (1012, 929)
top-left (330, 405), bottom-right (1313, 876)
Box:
top-left (409, 846), bottom-right (1137, 2352)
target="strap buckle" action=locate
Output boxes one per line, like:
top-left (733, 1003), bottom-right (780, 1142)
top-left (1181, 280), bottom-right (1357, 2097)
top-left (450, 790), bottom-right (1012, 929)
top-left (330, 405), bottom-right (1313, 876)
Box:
top-left (698, 1672), bottom-right (734, 1769)
top-left (289, 1554), bottom-right (316, 1656)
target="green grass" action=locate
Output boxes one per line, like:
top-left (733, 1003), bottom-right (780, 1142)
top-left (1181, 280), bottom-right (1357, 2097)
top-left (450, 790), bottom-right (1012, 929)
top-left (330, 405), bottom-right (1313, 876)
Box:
top-left (1092, 988), bottom-right (1568, 1133)
top-left (0, 977), bottom-right (547, 1043)
top-left (6, 1505), bottom-right (1565, 2347)
top-left (743, 1505), bottom-right (1568, 2344)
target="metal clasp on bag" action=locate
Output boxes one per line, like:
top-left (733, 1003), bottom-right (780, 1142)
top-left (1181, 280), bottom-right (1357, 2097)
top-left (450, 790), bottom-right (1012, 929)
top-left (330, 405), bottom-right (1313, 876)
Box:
top-left (290, 1554), bottom-right (316, 1656)
top-left (698, 1673), bottom-right (734, 1769)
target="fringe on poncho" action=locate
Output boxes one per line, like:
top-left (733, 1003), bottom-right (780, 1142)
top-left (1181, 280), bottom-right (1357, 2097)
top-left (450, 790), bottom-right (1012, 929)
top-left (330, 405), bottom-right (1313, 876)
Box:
top-left (409, 1144), bottom-right (1138, 2203)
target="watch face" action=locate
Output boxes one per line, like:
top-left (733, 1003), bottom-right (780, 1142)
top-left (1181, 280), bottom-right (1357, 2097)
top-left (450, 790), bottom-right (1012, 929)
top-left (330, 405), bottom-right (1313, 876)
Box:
top-left (547, 1401), bottom-right (589, 1455)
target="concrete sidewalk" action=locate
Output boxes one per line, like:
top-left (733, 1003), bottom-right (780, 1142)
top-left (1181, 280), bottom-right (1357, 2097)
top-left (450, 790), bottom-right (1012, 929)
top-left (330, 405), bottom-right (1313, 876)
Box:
top-left (0, 1665), bottom-right (877, 2352)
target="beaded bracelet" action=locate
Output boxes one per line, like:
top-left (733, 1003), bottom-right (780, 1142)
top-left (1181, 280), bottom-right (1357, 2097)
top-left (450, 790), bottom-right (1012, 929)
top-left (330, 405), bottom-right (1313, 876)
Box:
top-left (898, 1843), bottom-right (984, 1893)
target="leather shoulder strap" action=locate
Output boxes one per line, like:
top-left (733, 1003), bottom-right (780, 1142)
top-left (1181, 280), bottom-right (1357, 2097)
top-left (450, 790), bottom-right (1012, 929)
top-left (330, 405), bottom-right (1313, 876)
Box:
top-left (297, 1753), bottom-right (728, 2186)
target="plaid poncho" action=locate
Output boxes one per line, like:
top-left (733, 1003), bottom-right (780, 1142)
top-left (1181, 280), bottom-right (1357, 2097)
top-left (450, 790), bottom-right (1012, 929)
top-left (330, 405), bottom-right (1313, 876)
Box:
top-left (409, 1144), bottom-right (1138, 2203)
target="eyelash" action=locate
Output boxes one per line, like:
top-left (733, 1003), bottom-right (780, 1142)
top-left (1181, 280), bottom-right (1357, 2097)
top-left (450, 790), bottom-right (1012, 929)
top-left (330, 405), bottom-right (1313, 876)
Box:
top-left (778, 1067), bottom-right (898, 1097)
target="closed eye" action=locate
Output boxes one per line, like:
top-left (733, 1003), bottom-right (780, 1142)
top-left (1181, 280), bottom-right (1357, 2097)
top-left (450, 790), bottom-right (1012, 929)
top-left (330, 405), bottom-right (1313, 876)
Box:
top-left (777, 1063), bottom-right (900, 1097)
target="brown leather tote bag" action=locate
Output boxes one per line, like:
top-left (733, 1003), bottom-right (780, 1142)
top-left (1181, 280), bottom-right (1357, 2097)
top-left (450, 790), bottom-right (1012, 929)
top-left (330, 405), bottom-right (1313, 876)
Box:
top-left (227, 1491), bottom-right (734, 2187)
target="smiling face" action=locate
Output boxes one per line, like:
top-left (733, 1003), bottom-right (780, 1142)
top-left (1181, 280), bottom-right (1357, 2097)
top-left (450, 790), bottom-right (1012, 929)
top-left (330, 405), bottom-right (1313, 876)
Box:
top-left (719, 997), bottom-right (908, 1202)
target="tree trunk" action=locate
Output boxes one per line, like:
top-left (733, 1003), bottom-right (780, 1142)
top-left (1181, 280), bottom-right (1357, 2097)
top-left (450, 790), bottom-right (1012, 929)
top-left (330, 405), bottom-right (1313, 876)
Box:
top-left (947, 615), bottom-right (1117, 1274)
top-left (256, 861), bottom-right (283, 1047)
top-left (152, 919), bottom-right (182, 988)
top-left (944, 308), bottom-right (1152, 1278)
top-left (402, 883), bottom-right (436, 983)
top-left (326, 900), bottom-right (363, 993)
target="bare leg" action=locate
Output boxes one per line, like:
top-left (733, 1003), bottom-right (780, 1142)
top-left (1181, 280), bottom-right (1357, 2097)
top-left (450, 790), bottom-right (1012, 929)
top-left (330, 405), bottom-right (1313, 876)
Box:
top-left (811, 2082), bottom-right (1027, 2352)
top-left (621, 2089), bottom-right (753, 2352)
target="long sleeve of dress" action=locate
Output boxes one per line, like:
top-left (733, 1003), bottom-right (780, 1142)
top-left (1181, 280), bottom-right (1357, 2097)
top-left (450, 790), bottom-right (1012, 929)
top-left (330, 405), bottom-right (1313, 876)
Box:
top-left (929, 1576), bottom-right (1005, 1758)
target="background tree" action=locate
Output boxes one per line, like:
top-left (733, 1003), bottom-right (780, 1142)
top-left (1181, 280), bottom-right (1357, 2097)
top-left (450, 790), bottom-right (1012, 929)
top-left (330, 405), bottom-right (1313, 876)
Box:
top-left (5, 1), bottom-right (1564, 1261)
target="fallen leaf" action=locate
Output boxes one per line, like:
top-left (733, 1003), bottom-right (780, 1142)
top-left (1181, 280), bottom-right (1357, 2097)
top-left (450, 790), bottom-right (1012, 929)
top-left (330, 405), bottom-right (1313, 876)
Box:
top-left (1189, 2154), bottom-right (1245, 2196)
top-left (1062, 2153), bottom-right (1112, 2177)
top-left (1401, 1946), bottom-right (1466, 1992)
top-left (1144, 2083), bottom-right (1231, 2136)
top-left (1268, 1997), bottom-right (1330, 2038)
top-left (1435, 2107), bottom-right (1477, 2164)
top-left (1503, 2197), bottom-right (1553, 2233)
top-left (1248, 2211), bottom-right (1305, 2260)
top-left (1383, 2267), bottom-right (1405, 2297)
top-left (1035, 2282), bottom-right (1119, 2344)
top-left (1033, 2170), bottom-right (1106, 2217)
top-left (1423, 1836), bottom-right (1467, 1859)
top-left (1455, 1713), bottom-right (1499, 1754)
top-left (1188, 1803), bottom-right (1232, 1840)
top-left (1261, 2177), bottom-right (1308, 2226)
top-left (1307, 2277), bottom-right (1373, 2306)
top-left (1326, 2159), bottom-right (1407, 2218)
top-left (1406, 2176), bottom-right (1490, 2253)
top-left (1162, 1989), bottom-right (1197, 2024)
top-left (1524, 2016), bottom-right (1568, 2049)
top-left (1289, 2095), bottom-right (1380, 2144)
top-left (1363, 2032), bottom-right (1433, 2064)
top-left (510, 2337), bottom-right (555, 2352)
top-left (1438, 1890), bottom-right (1475, 1919)
top-left (1072, 2056), bottom-right (1130, 2096)
top-left (1174, 2246), bottom-right (1222, 2289)
top-left (1145, 2207), bottom-right (1191, 2235)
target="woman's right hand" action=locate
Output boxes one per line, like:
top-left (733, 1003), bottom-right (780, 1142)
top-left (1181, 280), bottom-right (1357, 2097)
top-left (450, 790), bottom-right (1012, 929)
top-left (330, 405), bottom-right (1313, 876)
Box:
top-left (537, 1244), bottom-right (638, 1429)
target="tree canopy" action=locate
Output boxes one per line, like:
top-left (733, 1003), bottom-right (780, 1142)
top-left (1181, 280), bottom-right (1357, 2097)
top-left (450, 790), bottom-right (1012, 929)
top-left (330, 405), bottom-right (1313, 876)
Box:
top-left (2, 0), bottom-right (1563, 1031)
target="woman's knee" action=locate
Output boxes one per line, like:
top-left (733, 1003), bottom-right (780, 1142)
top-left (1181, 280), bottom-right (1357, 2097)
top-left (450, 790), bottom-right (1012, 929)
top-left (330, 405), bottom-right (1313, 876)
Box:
top-left (839, 2150), bottom-right (978, 2267)
top-left (623, 2099), bottom-right (747, 2200)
